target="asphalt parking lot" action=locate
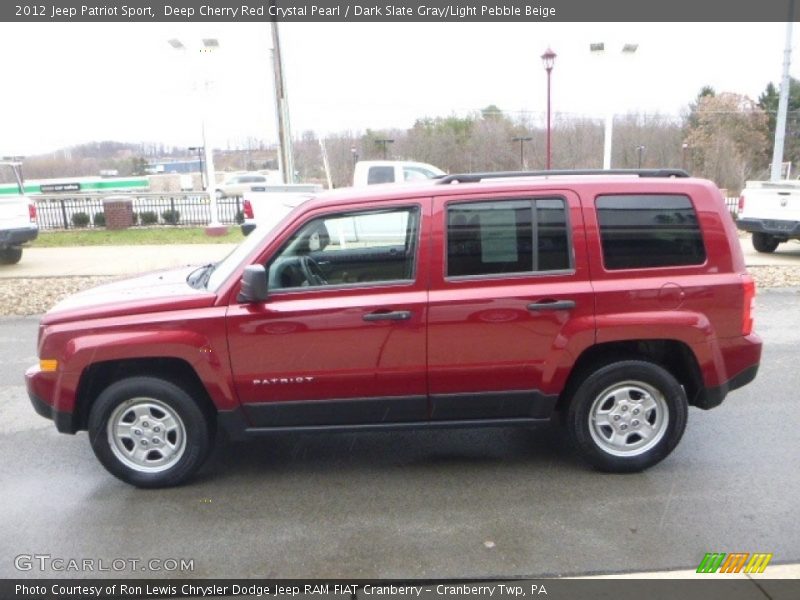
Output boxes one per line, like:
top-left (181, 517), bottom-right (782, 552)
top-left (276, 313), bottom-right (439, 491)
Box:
top-left (0, 288), bottom-right (798, 579)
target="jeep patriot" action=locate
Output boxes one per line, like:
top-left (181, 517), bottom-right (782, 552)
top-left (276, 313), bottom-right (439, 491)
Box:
top-left (26, 169), bottom-right (762, 487)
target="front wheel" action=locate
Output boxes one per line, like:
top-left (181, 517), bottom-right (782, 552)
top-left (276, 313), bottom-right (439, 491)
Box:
top-left (88, 376), bottom-right (214, 488)
top-left (752, 232), bottom-right (780, 253)
top-left (565, 361), bottom-right (688, 472)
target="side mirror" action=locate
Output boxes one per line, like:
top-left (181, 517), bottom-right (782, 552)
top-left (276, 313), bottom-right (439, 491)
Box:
top-left (237, 265), bottom-right (268, 303)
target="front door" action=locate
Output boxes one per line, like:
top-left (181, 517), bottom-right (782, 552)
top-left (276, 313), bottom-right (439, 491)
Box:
top-left (226, 200), bottom-right (430, 427)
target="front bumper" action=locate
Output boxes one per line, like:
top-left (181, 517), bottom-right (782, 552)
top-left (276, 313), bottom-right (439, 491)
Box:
top-left (0, 226), bottom-right (38, 247)
top-left (25, 365), bottom-right (78, 434)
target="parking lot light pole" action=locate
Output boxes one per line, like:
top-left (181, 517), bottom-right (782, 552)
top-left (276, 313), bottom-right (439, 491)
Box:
top-left (169, 38), bottom-right (227, 235)
top-left (636, 145), bottom-right (645, 168)
top-left (541, 48), bottom-right (556, 170)
top-left (376, 139), bottom-right (394, 159)
top-left (512, 136), bottom-right (533, 169)
top-left (591, 42), bottom-right (638, 170)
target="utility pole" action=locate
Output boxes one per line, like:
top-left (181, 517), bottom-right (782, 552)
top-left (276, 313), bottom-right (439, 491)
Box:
top-left (771, 0), bottom-right (795, 182)
top-left (271, 15), bottom-right (295, 184)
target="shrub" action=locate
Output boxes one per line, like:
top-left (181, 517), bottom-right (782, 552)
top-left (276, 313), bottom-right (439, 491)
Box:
top-left (140, 211), bottom-right (158, 225)
top-left (161, 209), bottom-right (181, 225)
top-left (93, 212), bottom-right (106, 227)
top-left (131, 212), bottom-right (139, 225)
top-left (71, 212), bottom-right (90, 228)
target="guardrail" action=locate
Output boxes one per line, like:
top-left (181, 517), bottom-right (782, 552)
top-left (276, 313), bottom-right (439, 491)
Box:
top-left (34, 192), bottom-right (244, 230)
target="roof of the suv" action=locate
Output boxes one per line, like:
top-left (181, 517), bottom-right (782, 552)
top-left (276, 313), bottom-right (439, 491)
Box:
top-left (304, 170), bottom-right (716, 212)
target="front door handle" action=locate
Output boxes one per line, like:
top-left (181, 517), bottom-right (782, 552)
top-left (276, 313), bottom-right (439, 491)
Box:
top-left (363, 310), bottom-right (412, 322)
top-left (527, 300), bottom-right (576, 312)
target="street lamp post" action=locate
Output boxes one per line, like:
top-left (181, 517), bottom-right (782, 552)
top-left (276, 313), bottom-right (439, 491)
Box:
top-left (351, 146), bottom-right (359, 169)
top-left (541, 48), bottom-right (556, 170)
top-left (590, 42), bottom-right (638, 169)
top-left (375, 139), bottom-right (394, 159)
top-left (512, 136), bottom-right (533, 170)
top-left (682, 143), bottom-right (689, 172)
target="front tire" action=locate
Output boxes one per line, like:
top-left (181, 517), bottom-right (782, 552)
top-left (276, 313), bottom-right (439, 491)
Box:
top-left (88, 377), bottom-right (214, 488)
top-left (752, 232), bottom-right (780, 253)
top-left (0, 246), bottom-right (23, 265)
top-left (565, 361), bottom-right (688, 472)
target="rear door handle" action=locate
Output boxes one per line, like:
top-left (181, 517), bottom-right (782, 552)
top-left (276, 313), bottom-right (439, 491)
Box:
top-left (363, 310), bottom-right (412, 322)
top-left (527, 300), bottom-right (576, 312)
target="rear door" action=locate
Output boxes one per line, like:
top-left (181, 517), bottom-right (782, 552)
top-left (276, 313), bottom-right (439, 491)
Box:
top-left (427, 190), bottom-right (595, 420)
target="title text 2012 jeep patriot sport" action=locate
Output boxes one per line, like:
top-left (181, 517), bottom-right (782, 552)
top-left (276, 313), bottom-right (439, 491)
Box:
top-left (26, 169), bottom-right (762, 487)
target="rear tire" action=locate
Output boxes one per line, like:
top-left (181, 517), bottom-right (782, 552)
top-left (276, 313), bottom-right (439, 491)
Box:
top-left (88, 376), bottom-right (214, 488)
top-left (752, 232), bottom-right (779, 253)
top-left (0, 246), bottom-right (22, 265)
top-left (565, 360), bottom-right (688, 472)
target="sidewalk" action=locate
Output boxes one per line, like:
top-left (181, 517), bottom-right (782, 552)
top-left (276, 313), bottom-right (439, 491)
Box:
top-left (0, 244), bottom-right (236, 278)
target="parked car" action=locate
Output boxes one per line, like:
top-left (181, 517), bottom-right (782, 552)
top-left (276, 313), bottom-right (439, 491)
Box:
top-left (215, 172), bottom-right (278, 199)
top-left (353, 160), bottom-right (445, 186)
top-left (0, 160), bottom-right (38, 264)
top-left (27, 169), bottom-right (762, 487)
top-left (240, 183), bottom-right (323, 236)
top-left (737, 178), bottom-right (800, 253)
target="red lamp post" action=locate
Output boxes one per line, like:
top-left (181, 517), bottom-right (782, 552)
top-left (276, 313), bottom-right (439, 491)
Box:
top-left (541, 47), bottom-right (556, 170)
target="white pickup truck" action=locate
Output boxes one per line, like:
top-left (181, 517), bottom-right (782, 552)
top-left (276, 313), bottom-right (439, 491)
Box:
top-left (0, 160), bottom-right (38, 264)
top-left (352, 160), bottom-right (445, 186)
top-left (737, 179), bottom-right (800, 253)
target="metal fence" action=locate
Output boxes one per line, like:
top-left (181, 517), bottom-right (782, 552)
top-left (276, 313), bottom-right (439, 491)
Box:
top-left (34, 192), bottom-right (244, 230)
top-left (725, 196), bottom-right (739, 218)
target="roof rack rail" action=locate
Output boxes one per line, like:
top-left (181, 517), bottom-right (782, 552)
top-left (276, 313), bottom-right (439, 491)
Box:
top-left (436, 168), bottom-right (690, 185)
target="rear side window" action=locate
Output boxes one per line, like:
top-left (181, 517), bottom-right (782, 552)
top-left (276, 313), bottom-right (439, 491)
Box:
top-left (367, 166), bottom-right (395, 184)
top-left (596, 194), bottom-right (705, 270)
top-left (447, 198), bottom-right (571, 277)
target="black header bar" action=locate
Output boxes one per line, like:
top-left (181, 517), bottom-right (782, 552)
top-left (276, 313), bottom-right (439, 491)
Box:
top-left (2, 0), bottom-right (798, 23)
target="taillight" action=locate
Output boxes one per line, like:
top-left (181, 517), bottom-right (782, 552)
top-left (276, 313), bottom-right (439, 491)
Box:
top-left (243, 199), bottom-right (253, 219)
top-left (738, 195), bottom-right (745, 212)
top-left (28, 202), bottom-right (37, 223)
top-left (742, 275), bottom-right (756, 335)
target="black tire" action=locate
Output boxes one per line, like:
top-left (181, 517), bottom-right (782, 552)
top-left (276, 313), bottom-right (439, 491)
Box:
top-left (88, 376), bottom-right (214, 488)
top-left (0, 246), bottom-right (23, 265)
top-left (752, 232), bottom-right (779, 253)
top-left (565, 360), bottom-right (688, 473)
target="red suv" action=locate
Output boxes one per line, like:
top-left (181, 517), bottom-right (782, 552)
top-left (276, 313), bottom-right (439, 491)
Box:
top-left (26, 170), bottom-right (762, 487)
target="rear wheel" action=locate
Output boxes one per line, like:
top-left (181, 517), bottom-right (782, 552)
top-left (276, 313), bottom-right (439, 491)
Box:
top-left (752, 232), bottom-right (780, 253)
top-left (565, 360), bottom-right (688, 472)
top-left (88, 376), bottom-right (214, 488)
top-left (0, 246), bottom-right (22, 265)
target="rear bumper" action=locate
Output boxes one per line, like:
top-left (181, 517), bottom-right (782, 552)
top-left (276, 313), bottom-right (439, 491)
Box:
top-left (693, 333), bottom-right (762, 410)
top-left (736, 218), bottom-right (800, 237)
top-left (0, 226), bottom-right (38, 247)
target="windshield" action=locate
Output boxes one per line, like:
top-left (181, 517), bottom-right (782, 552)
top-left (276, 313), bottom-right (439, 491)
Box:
top-left (205, 199), bottom-right (308, 291)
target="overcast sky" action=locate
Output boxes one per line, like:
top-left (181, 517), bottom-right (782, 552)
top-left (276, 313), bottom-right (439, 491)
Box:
top-left (0, 21), bottom-right (793, 155)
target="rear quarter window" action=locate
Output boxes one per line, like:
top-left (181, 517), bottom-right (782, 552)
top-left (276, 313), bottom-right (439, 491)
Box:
top-left (596, 194), bottom-right (706, 270)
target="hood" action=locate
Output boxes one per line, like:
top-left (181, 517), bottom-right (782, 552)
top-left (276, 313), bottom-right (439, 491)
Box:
top-left (43, 266), bottom-right (217, 325)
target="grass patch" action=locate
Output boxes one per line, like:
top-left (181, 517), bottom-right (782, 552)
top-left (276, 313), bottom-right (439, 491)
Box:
top-left (32, 227), bottom-right (245, 247)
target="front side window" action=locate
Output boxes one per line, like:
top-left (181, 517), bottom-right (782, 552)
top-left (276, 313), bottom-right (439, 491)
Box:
top-left (446, 198), bottom-right (571, 278)
top-left (596, 194), bottom-right (706, 270)
top-left (267, 206), bottom-right (419, 290)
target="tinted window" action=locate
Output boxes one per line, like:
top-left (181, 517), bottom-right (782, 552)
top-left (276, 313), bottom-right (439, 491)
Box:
top-left (268, 207), bottom-right (419, 289)
top-left (367, 166), bottom-right (395, 184)
top-left (447, 199), bottom-right (570, 277)
top-left (596, 194), bottom-right (705, 270)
